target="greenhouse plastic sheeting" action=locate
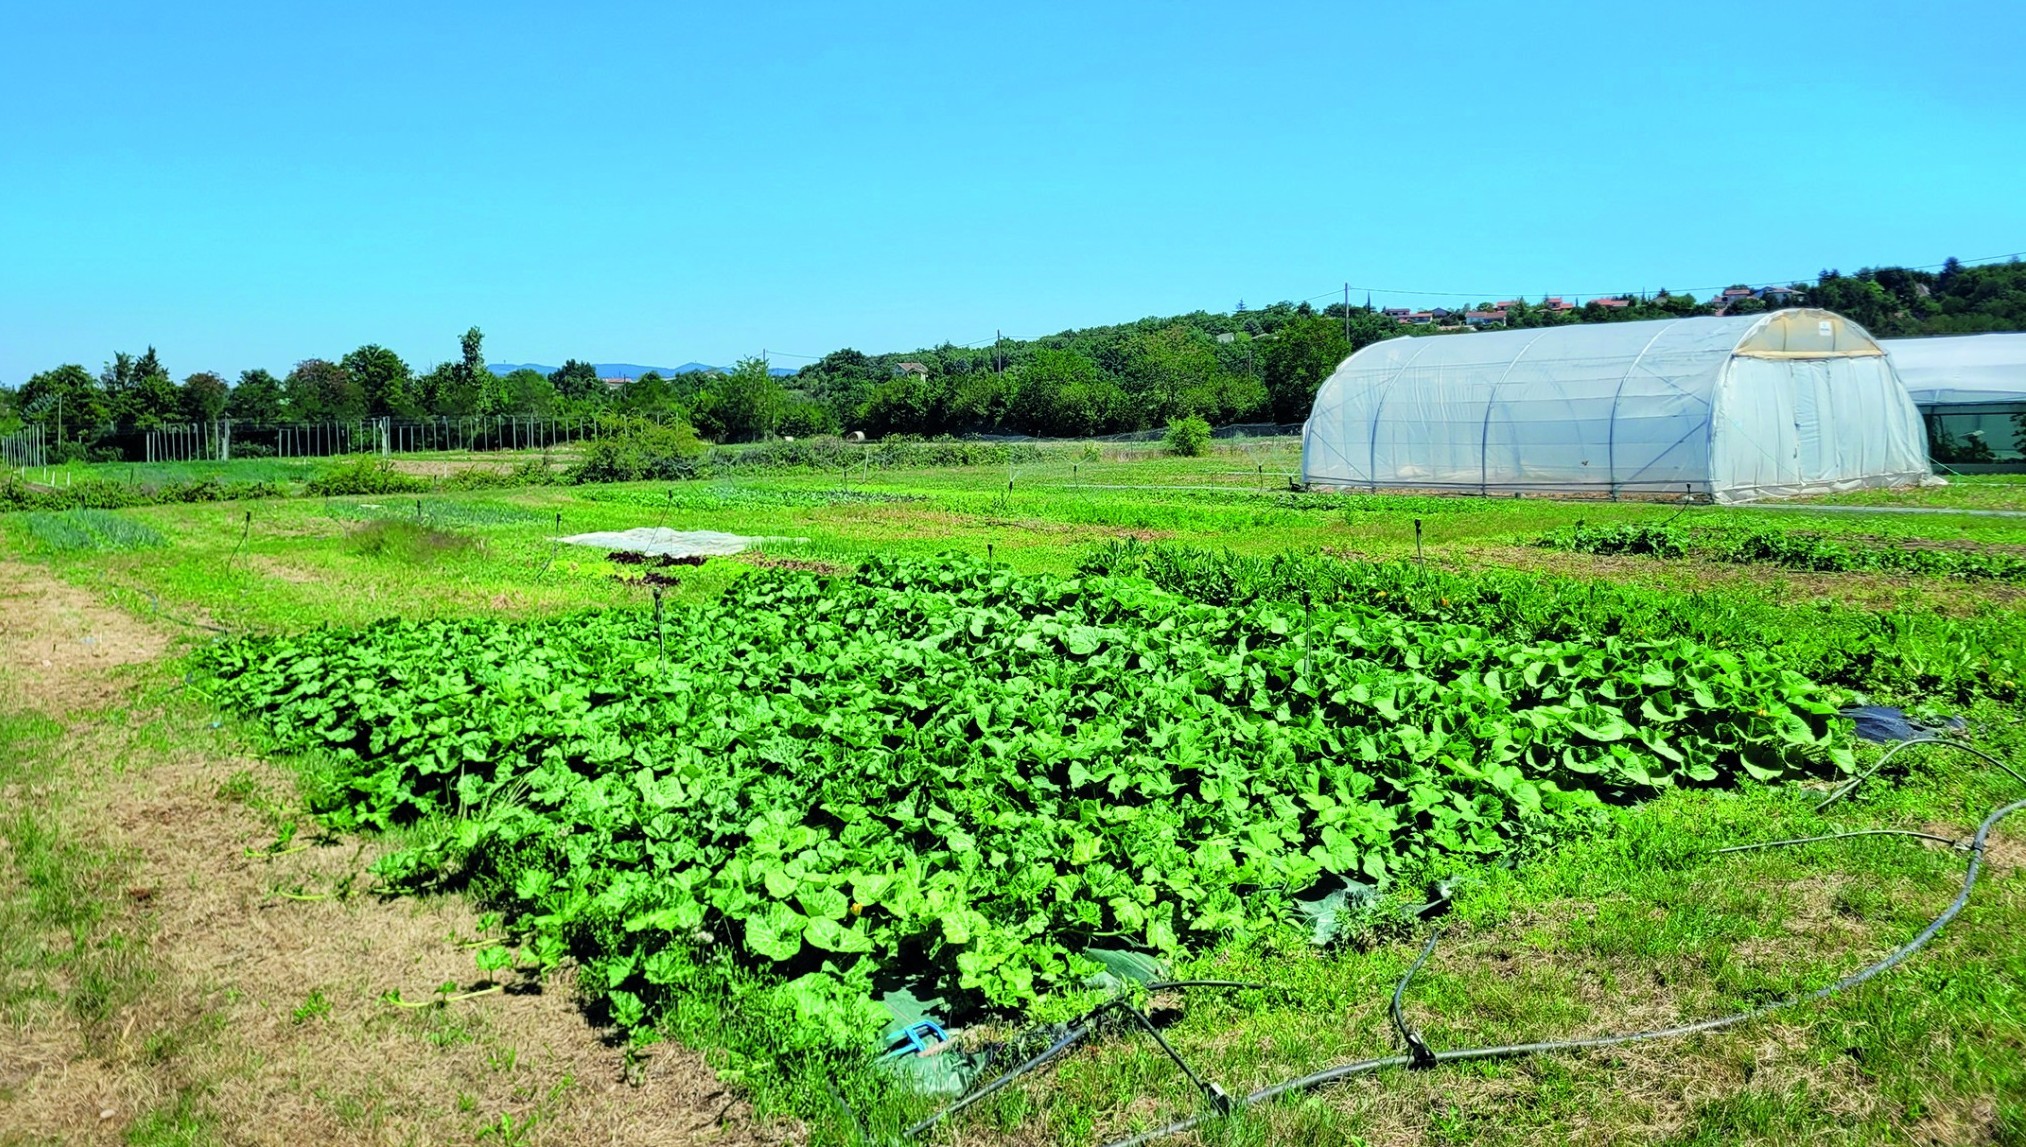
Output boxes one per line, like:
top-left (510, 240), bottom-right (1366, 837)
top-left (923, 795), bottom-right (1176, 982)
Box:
top-left (1882, 333), bottom-right (2026, 405)
top-left (1301, 309), bottom-right (1932, 503)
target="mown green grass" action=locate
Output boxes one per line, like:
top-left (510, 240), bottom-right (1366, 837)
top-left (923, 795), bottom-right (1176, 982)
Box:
top-left (855, 710), bottom-right (2020, 1146)
top-left (3, 446), bottom-right (2023, 1145)
top-left (1818, 474), bottom-right (2026, 511)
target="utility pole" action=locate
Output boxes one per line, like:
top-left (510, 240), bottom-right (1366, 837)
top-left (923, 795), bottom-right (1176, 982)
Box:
top-left (1343, 283), bottom-right (1352, 344)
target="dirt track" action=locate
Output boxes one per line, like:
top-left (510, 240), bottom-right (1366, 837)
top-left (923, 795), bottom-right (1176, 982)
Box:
top-left (0, 561), bottom-right (789, 1145)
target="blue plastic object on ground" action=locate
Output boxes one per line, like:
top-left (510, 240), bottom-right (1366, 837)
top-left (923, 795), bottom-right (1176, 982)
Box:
top-left (1841, 705), bottom-right (1965, 743)
top-left (883, 1019), bottom-right (950, 1059)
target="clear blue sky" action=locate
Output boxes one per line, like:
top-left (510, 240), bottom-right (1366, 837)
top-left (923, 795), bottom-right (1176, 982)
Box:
top-left (3, 1), bottom-right (2022, 384)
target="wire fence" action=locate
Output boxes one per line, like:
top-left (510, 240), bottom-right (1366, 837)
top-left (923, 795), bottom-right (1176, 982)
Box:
top-left (965, 422), bottom-right (1307, 444)
top-left (1, 424), bottom-right (47, 469)
top-left (1, 414), bottom-right (622, 469)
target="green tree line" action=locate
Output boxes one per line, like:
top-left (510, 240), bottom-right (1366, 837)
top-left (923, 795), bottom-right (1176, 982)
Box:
top-left (5, 259), bottom-right (2022, 452)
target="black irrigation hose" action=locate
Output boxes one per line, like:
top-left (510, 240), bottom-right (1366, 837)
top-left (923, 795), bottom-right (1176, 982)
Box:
top-left (1713, 829), bottom-right (1968, 855)
top-left (224, 509), bottom-right (251, 572)
top-left (1389, 927), bottom-right (1443, 1069)
top-left (906, 742), bottom-right (2024, 1145)
top-left (904, 982), bottom-right (1266, 1138)
top-left (1123, 1007), bottom-right (1231, 1115)
top-left (903, 1002), bottom-right (1115, 1138)
top-left (1816, 737), bottom-right (2026, 812)
top-left (145, 591), bottom-right (231, 635)
top-left (1101, 792), bottom-right (2026, 1147)
top-left (1090, 739), bottom-right (2026, 1147)
top-left (1112, 796), bottom-right (2026, 1146)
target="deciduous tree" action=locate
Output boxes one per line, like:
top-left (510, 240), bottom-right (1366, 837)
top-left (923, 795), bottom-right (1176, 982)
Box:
top-left (284, 358), bottom-right (365, 422)
top-left (341, 345), bottom-right (418, 417)
top-left (180, 371), bottom-right (230, 422)
top-left (227, 369), bottom-right (287, 423)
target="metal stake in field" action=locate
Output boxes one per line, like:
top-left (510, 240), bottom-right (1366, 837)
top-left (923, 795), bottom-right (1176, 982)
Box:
top-left (536, 512), bottom-right (561, 582)
top-left (651, 584), bottom-right (666, 664)
top-left (1414, 518), bottom-right (1424, 566)
top-left (226, 509), bottom-right (251, 572)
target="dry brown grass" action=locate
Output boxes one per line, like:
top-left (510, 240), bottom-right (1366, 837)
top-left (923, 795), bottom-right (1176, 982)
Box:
top-left (0, 561), bottom-right (793, 1145)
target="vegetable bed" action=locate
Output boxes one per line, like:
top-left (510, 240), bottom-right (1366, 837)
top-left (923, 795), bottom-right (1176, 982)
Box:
top-left (199, 556), bottom-right (1854, 1052)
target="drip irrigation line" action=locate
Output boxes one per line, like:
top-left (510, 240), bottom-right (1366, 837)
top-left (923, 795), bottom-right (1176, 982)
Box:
top-left (225, 509), bottom-right (251, 572)
top-left (1713, 829), bottom-right (1967, 855)
top-left (1389, 927), bottom-right (1443, 1069)
top-left (1816, 737), bottom-right (2026, 812)
top-left (904, 1002), bottom-right (1116, 1137)
top-left (1100, 791), bottom-right (2026, 1147)
top-left (1123, 1007), bottom-right (1231, 1114)
top-left (535, 511), bottom-right (562, 583)
top-left (146, 591), bottom-right (231, 635)
top-left (904, 981), bottom-right (1260, 1138)
top-left (1094, 741), bottom-right (2026, 1147)
top-left (827, 1081), bottom-right (870, 1144)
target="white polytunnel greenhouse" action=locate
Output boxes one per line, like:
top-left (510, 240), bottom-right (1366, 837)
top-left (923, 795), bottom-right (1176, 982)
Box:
top-left (1301, 309), bottom-right (1933, 503)
top-left (1881, 333), bottom-right (2026, 471)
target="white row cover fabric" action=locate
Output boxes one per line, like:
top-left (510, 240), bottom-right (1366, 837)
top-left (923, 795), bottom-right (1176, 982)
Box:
top-left (1302, 309), bottom-right (1932, 503)
top-left (1882, 333), bottom-right (2026, 405)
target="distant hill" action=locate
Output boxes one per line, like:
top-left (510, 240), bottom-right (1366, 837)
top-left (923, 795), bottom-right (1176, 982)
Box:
top-left (488, 362), bottom-right (716, 379)
top-left (489, 362), bottom-right (797, 379)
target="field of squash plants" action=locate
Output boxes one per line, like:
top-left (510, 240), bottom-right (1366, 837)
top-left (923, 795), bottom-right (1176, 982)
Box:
top-left (199, 551), bottom-right (1867, 1057)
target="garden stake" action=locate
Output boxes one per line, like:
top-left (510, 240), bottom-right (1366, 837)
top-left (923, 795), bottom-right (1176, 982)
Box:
top-left (226, 509), bottom-right (251, 572)
top-left (652, 585), bottom-right (666, 663)
top-left (535, 512), bottom-right (561, 582)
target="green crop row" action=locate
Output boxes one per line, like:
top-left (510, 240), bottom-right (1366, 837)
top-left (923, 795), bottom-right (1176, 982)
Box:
top-left (576, 484), bottom-right (925, 512)
top-left (21, 508), bottom-right (167, 552)
top-left (1535, 522), bottom-right (2026, 583)
top-left (1080, 539), bottom-right (2026, 705)
top-left (199, 554), bottom-right (1857, 1071)
top-left (0, 476), bottom-right (284, 512)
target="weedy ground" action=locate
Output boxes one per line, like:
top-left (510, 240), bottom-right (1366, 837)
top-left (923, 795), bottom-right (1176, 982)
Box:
top-left (0, 440), bottom-right (2022, 1146)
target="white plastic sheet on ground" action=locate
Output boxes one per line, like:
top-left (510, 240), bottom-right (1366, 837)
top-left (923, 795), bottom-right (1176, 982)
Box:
top-left (558, 528), bottom-right (794, 558)
top-left (1302, 309), bottom-right (1933, 503)
top-left (1882, 333), bottom-right (2026, 405)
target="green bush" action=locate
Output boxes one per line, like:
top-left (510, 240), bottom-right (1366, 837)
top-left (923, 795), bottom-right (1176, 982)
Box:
top-left (704, 434), bottom-right (1045, 475)
top-left (1164, 416), bottom-right (1212, 457)
top-left (303, 459), bottom-right (431, 497)
top-left (347, 519), bottom-right (476, 563)
top-left (566, 419), bottom-right (706, 484)
top-left (442, 457), bottom-right (561, 490)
